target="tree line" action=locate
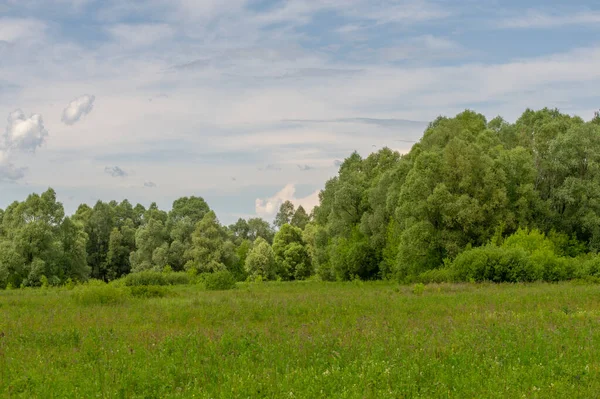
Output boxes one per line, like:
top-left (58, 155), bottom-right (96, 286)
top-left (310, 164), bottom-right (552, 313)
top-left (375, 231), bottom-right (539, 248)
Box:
top-left (1, 107), bottom-right (600, 287)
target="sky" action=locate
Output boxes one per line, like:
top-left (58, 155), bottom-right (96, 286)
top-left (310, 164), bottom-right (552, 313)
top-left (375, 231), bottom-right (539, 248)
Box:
top-left (1, 0), bottom-right (599, 225)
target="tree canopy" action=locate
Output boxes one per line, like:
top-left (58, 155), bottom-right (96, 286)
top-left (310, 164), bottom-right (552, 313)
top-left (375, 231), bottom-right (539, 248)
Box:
top-left (2, 108), bottom-right (600, 286)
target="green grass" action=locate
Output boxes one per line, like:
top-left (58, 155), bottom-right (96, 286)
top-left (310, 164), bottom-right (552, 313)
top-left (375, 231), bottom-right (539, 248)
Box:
top-left (1, 281), bottom-right (600, 398)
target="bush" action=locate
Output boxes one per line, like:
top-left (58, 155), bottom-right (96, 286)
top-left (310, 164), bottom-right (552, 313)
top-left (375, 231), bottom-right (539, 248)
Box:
top-left (72, 283), bottom-right (129, 305)
top-left (129, 285), bottom-right (170, 298)
top-left (451, 245), bottom-right (539, 283)
top-left (412, 283), bottom-right (425, 295)
top-left (123, 271), bottom-right (190, 286)
top-left (204, 270), bottom-right (236, 291)
top-left (530, 249), bottom-right (575, 282)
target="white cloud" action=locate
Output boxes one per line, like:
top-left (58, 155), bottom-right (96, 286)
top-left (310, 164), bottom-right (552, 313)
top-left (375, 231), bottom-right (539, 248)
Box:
top-left (499, 10), bottom-right (600, 29)
top-left (255, 183), bottom-right (320, 219)
top-left (0, 150), bottom-right (26, 181)
top-left (61, 94), bottom-right (95, 125)
top-left (4, 109), bottom-right (48, 152)
top-left (0, 18), bottom-right (46, 43)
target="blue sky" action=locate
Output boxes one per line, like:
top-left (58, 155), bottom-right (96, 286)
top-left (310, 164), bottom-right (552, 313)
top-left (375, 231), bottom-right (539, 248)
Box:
top-left (1, 0), bottom-right (599, 224)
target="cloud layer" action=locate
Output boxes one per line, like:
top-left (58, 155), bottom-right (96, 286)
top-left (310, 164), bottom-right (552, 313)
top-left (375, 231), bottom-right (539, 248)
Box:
top-left (0, 0), bottom-right (599, 223)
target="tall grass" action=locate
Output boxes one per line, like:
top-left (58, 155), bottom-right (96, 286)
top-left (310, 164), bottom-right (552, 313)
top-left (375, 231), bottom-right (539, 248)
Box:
top-left (1, 281), bottom-right (600, 397)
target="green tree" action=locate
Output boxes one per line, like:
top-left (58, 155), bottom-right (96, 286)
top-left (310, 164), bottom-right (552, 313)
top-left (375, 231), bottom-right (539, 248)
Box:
top-left (274, 200), bottom-right (295, 229)
top-left (169, 196), bottom-right (210, 224)
top-left (291, 205), bottom-right (310, 230)
top-left (245, 237), bottom-right (276, 280)
top-left (272, 224), bottom-right (311, 280)
top-left (130, 218), bottom-right (168, 272)
top-left (0, 188), bottom-right (89, 287)
top-left (185, 211), bottom-right (230, 273)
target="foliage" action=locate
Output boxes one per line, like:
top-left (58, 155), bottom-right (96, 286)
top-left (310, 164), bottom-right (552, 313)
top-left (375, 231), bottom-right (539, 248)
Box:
top-left (184, 211), bottom-right (237, 274)
top-left (272, 224), bottom-right (312, 280)
top-left (245, 237), bottom-right (277, 280)
top-left (122, 271), bottom-right (190, 286)
top-left (71, 283), bottom-right (129, 305)
top-left (203, 270), bottom-right (236, 290)
top-left (273, 200), bottom-right (295, 229)
top-left (2, 107), bottom-right (600, 286)
top-left (0, 188), bottom-right (90, 288)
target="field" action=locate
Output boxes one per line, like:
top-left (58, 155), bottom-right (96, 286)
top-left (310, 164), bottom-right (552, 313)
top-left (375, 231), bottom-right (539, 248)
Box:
top-left (1, 281), bottom-right (600, 398)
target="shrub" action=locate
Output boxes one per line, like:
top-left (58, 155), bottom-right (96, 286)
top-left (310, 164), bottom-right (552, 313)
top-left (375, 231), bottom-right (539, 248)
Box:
top-left (204, 270), bottom-right (236, 291)
top-left (129, 285), bottom-right (169, 298)
top-left (412, 283), bottom-right (425, 295)
top-left (72, 284), bottom-right (129, 305)
top-left (530, 249), bottom-right (575, 282)
top-left (451, 245), bottom-right (539, 283)
top-left (123, 271), bottom-right (190, 286)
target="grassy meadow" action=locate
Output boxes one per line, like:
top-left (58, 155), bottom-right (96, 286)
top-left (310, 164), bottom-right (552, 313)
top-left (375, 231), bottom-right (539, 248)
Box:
top-left (1, 281), bottom-right (600, 398)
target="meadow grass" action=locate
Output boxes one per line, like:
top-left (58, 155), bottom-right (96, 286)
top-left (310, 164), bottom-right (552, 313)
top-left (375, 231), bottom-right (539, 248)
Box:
top-left (1, 281), bottom-right (600, 398)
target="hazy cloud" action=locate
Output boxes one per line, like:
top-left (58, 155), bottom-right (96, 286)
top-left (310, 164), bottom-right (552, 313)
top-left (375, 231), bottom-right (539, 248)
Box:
top-left (144, 181), bottom-right (157, 187)
top-left (104, 166), bottom-right (128, 177)
top-left (499, 10), bottom-right (600, 29)
top-left (285, 117), bottom-right (427, 129)
top-left (260, 164), bottom-right (282, 172)
top-left (4, 109), bottom-right (48, 152)
top-left (297, 164), bottom-right (314, 171)
top-left (62, 95), bottom-right (95, 125)
top-left (107, 23), bottom-right (174, 48)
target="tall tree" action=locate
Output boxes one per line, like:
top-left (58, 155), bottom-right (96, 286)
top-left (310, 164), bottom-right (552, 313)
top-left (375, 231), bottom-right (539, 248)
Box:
top-left (272, 224), bottom-right (312, 280)
top-left (245, 237), bottom-right (276, 280)
top-left (185, 211), bottom-right (236, 273)
top-left (291, 206), bottom-right (310, 230)
top-left (274, 200), bottom-right (295, 229)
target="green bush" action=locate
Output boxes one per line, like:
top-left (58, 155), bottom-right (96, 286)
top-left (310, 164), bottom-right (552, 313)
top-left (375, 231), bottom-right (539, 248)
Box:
top-left (72, 284), bottom-right (129, 305)
top-left (451, 245), bottom-right (539, 283)
top-left (204, 270), bottom-right (237, 291)
top-left (129, 285), bottom-right (170, 298)
top-left (412, 283), bottom-right (425, 295)
top-left (530, 249), bottom-right (575, 282)
top-left (123, 271), bottom-right (190, 286)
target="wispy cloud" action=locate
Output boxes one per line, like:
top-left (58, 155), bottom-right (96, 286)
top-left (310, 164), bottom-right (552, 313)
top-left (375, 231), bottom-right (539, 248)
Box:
top-left (106, 23), bottom-right (174, 47)
top-left (260, 164), bottom-right (282, 172)
top-left (1, 0), bottom-right (600, 222)
top-left (498, 10), bottom-right (600, 29)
